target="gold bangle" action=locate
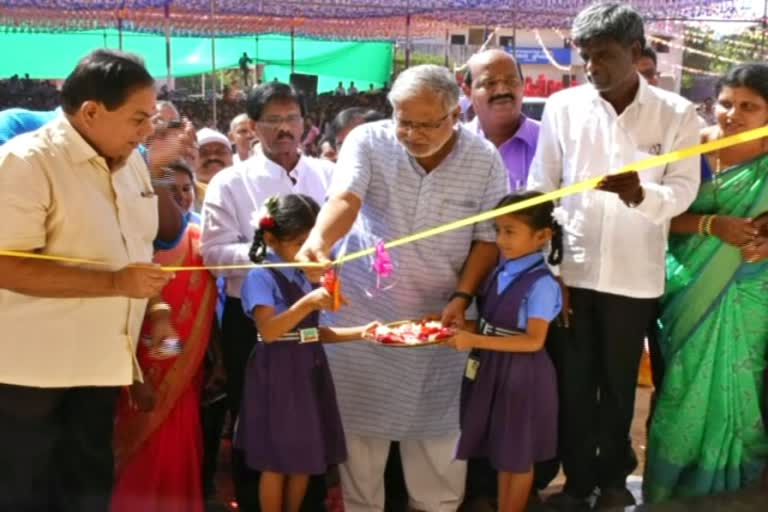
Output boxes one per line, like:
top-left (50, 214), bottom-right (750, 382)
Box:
top-left (148, 303), bottom-right (171, 315)
top-left (704, 215), bottom-right (716, 236)
top-left (697, 215), bottom-right (708, 236)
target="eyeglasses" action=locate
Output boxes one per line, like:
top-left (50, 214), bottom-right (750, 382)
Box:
top-left (257, 114), bottom-right (303, 128)
top-left (394, 113), bottom-right (451, 133)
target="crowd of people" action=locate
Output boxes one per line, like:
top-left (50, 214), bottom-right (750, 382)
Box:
top-left (0, 3), bottom-right (767, 512)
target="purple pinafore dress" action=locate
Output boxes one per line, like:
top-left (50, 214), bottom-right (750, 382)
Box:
top-left (456, 262), bottom-right (558, 472)
top-left (236, 269), bottom-right (347, 474)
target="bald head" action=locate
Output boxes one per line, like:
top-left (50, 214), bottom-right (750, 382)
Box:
top-left (466, 49), bottom-right (525, 143)
top-left (229, 112), bottom-right (256, 161)
top-left (467, 49), bottom-right (521, 85)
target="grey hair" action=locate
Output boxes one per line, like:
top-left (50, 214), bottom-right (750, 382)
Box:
top-left (156, 100), bottom-right (180, 119)
top-left (572, 2), bottom-right (645, 49)
top-left (229, 112), bottom-right (250, 132)
top-left (388, 64), bottom-right (460, 113)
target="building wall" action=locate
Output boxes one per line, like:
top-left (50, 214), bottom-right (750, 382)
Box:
top-left (410, 27), bottom-right (684, 93)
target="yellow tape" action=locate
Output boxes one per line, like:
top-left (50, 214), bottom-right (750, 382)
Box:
top-left (0, 249), bottom-right (324, 271)
top-left (2, 124), bottom-right (768, 271)
top-left (338, 124), bottom-right (768, 264)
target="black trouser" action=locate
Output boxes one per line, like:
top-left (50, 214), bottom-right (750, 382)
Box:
top-left (384, 443), bottom-right (408, 512)
top-left (0, 384), bottom-right (120, 512)
top-left (222, 297), bottom-right (326, 512)
top-left (560, 288), bottom-right (657, 498)
top-left (464, 321), bottom-right (570, 501)
top-left (645, 300), bottom-right (665, 433)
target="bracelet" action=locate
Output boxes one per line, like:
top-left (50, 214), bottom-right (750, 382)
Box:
top-left (148, 302), bottom-right (171, 315)
top-left (697, 215), bottom-right (709, 236)
top-left (150, 167), bottom-right (176, 189)
top-left (449, 291), bottom-right (474, 303)
top-left (150, 177), bottom-right (175, 189)
top-left (704, 215), bottom-right (716, 236)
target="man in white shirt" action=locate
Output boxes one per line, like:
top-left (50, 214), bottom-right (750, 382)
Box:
top-left (229, 112), bottom-right (256, 164)
top-left (200, 81), bottom-right (332, 508)
top-left (527, 3), bottom-right (700, 509)
top-left (0, 49), bottom-right (172, 512)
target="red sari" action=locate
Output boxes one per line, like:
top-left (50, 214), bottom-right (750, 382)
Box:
top-left (111, 223), bottom-right (217, 512)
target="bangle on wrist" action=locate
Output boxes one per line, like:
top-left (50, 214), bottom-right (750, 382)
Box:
top-left (704, 215), bottom-right (716, 236)
top-left (697, 215), bottom-right (708, 236)
top-left (148, 303), bottom-right (171, 316)
top-left (449, 291), bottom-right (474, 303)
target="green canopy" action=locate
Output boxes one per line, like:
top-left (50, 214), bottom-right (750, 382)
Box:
top-left (0, 28), bottom-right (392, 93)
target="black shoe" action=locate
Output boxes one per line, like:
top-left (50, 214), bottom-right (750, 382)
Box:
top-left (594, 487), bottom-right (636, 510)
top-left (544, 492), bottom-right (592, 511)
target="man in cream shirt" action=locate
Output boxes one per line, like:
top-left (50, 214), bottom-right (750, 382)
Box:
top-left (0, 50), bottom-right (172, 511)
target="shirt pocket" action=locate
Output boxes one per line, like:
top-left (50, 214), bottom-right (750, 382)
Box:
top-left (634, 149), bottom-right (665, 184)
top-left (118, 194), bottom-right (158, 255)
top-left (441, 198), bottom-right (481, 221)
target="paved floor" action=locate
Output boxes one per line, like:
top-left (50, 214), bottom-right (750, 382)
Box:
top-left (210, 386), bottom-right (768, 511)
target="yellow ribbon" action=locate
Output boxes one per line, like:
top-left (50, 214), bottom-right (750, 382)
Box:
top-left (3, 124), bottom-right (768, 271)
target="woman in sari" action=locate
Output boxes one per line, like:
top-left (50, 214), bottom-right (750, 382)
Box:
top-left (644, 63), bottom-right (768, 502)
top-left (111, 162), bottom-right (219, 512)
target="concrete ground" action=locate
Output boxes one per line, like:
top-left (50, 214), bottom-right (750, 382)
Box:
top-left (210, 386), bottom-right (768, 511)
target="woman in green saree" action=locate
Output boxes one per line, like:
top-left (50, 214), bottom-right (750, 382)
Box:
top-left (644, 63), bottom-right (768, 502)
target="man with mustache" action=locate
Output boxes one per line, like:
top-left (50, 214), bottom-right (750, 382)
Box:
top-left (194, 128), bottom-right (233, 212)
top-left (465, 49), bottom-right (539, 191)
top-left (296, 64), bottom-right (508, 512)
top-left (200, 81), bottom-right (332, 510)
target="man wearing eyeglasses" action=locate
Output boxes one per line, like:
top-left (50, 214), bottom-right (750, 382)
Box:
top-left (297, 64), bottom-right (508, 512)
top-left (199, 81), bottom-right (333, 510)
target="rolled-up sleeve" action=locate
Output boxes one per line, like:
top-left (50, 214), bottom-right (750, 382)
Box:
top-left (634, 105), bottom-right (701, 224)
top-left (200, 175), bottom-right (251, 278)
top-left (0, 151), bottom-right (49, 250)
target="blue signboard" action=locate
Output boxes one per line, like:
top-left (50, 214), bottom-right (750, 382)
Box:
top-left (505, 46), bottom-right (572, 65)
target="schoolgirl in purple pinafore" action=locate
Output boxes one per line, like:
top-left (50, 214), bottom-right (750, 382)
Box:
top-left (456, 252), bottom-right (561, 472)
top-left (236, 264), bottom-right (346, 475)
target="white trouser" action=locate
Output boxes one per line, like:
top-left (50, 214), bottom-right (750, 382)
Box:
top-left (339, 432), bottom-right (466, 512)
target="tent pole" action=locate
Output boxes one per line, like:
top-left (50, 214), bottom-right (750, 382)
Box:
top-left (291, 26), bottom-right (296, 75)
top-left (210, 0), bottom-right (217, 128)
top-left (405, 13), bottom-right (411, 68)
top-left (762, 0), bottom-right (767, 60)
top-left (444, 29), bottom-right (449, 67)
top-left (254, 35), bottom-right (259, 85)
top-left (164, 1), bottom-right (172, 90)
top-left (118, 19), bottom-right (123, 50)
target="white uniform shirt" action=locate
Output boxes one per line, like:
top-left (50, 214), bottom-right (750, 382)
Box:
top-left (200, 152), bottom-right (332, 297)
top-left (527, 78), bottom-right (701, 298)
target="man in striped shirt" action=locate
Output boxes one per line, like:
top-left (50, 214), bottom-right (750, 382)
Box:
top-left (298, 64), bottom-right (508, 512)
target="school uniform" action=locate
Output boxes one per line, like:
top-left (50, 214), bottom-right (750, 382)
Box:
top-left (237, 254), bottom-right (346, 475)
top-left (457, 253), bottom-right (561, 471)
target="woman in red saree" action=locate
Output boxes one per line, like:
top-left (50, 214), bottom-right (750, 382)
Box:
top-left (111, 163), bottom-right (218, 512)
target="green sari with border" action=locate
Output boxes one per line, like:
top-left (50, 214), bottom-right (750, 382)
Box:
top-left (644, 153), bottom-right (768, 502)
